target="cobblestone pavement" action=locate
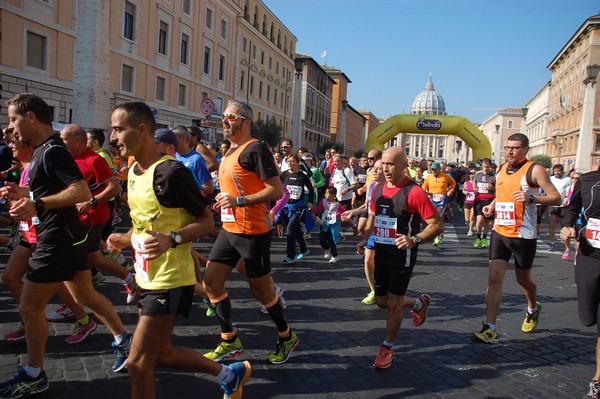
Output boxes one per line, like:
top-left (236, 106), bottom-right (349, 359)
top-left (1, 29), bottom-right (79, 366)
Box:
top-left (0, 215), bottom-right (594, 399)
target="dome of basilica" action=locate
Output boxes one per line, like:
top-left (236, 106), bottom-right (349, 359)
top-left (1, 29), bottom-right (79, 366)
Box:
top-left (411, 76), bottom-right (447, 115)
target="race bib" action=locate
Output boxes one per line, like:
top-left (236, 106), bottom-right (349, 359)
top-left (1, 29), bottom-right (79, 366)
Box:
top-left (432, 193), bottom-right (446, 203)
top-left (220, 207), bottom-right (236, 223)
top-left (478, 182), bottom-right (489, 194)
top-left (288, 185), bottom-right (303, 200)
top-left (585, 217), bottom-right (600, 249)
top-left (466, 192), bottom-right (475, 201)
top-left (131, 232), bottom-right (150, 282)
top-left (495, 202), bottom-right (516, 225)
top-left (323, 210), bottom-right (336, 225)
top-left (357, 174), bottom-right (367, 184)
top-left (374, 215), bottom-right (397, 245)
top-left (19, 218), bottom-right (39, 244)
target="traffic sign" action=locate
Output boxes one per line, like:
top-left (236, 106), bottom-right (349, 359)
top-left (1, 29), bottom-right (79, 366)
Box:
top-left (200, 98), bottom-right (214, 115)
top-left (150, 107), bottom-right (159, 122)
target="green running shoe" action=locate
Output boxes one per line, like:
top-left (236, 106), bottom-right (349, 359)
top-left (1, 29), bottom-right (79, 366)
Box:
top-left (473, 238), bottom-right (481, 248)
top-left (204, 337), bottom-right (244, 362)
top-left (481, 238), bottom-right (489, 248)
top-left (266, 331), bottom-right (300, 364)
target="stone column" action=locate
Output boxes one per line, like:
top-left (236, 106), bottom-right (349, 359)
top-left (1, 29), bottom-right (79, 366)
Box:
top-left (576, 65), bottom-right (599, 172)
top-left (73, 0), bottom-right (111, 131)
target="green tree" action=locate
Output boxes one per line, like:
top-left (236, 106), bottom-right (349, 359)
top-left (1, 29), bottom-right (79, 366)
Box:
top-left (250, 116), bottom-right (282, 149)
top-left (318, 141), bottom-right (344, 156)
top-left (530, 154), bottom-right (552, 170)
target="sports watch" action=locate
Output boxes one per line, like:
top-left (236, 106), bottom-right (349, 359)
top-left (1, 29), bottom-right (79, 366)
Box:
top-left (170, 231), bottom-right (183, 248)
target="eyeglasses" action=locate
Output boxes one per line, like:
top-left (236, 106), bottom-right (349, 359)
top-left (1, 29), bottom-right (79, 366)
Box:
top-left (222, 113), bottom-right (246, 121)
top-left (281, 145), bottom-right (289, 149)
top-left (503, 146), bottom-right (523, 152)
top-left (367, 157), bottom-right (375, 161)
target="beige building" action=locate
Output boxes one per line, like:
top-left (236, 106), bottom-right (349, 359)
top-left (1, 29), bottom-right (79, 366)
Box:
top-left (0, 0), bottom-right (297, 146)
top-left (291, 54), bottom-right (334, 154)
top-left (547, 14), bottom-right (600, 172)
top-left (480, 108), bottom-right (525, 165)
top-left (522, 82), bottom-right (551, 158)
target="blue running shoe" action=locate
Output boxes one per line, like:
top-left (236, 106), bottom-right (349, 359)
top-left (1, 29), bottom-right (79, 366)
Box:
top-left (0, 366), bottom-right (49, 399)
top-left (220, 361), bottom-right (252, 399)
top-left (112, 333), bottom-right (133, 372)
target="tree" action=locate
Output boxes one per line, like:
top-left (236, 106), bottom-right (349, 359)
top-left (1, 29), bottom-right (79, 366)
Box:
top-left (250, 116), bottom-right (282, 149)
top-left (318, 141), bottom-right (344, 156)
top-left (530, 154), bottom-right (552, 170)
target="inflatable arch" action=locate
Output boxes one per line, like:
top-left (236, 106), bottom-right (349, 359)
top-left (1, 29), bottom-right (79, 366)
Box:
top-left (364, 114), bottom-right (492, 162)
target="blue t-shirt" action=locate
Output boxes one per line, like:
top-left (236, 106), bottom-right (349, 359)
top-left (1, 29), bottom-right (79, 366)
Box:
top-left (176, 150), bottom-right (212, 187)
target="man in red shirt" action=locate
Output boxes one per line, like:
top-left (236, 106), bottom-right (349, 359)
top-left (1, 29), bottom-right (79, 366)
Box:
top-left (357, 146), bottom-right (444, 369)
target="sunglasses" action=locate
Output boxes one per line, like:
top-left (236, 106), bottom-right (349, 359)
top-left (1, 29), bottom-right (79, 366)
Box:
top-left (368, 157), bottom-right (375, 161)
top-left (222, 113), bottom-right (246, 121)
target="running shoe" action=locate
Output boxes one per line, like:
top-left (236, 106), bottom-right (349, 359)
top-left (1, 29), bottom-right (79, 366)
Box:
top-left (203, 298), bottom-right (216, 317)
top-left (282, 257), bottom-right (294, 264)
top-left (373, 345), bottom-right (394, 369)
top-left (46, 304), bottom-right (76, 322)
top-left (124, 279), bottom-right (139, 304)
top-left (92, 271), bottom-right (107, 287)
top-left (481, 238), bottom-right (488, 248)
top-left (521, 301), bottom-right (541, 333)
top-left (323, 250), bottom-right (331, 259)
top-left (266, 331), bottom-right (300, 364)
top-left (7, 223), bottom-right (18, 237)
top-left (473, 237), bottom-right (481, 248)
top-left (4, 322), bottom-right (26, 342)
top-left (204, 337), bottom-right (244, 362)
top-left (362, 291), bottom-right (376, 305)
top-left (220, 361), bottom-right (252, 399)
top-left (466, 230), bottom-right (473, 237)
top-left (471, 322), bottom-right (498, 344)
top-left (585, 380), bottom-right (600, 399)
top-left (433, 236), bottom-right (441, 247)
top-left (328, 256), bottom-right (339, 264)
top-left (260, 286), bottom-right (287, 314)
top-left (548, 242), bottom-right (556, 251)
top-left (66, 319), bottom-right (97, 344)
top-left (295, 249), bottom-right (310, 260)
top-left (562, 248), bottom-right (572, 260)
top-left (412, 294), bottom-right (431, 327)
top-left (112, 333), bottom-right (133, 372)
top-left (0, 366), bottom-right (48, 398)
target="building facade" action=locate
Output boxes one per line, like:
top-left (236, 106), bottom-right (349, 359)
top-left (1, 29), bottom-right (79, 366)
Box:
top-left (522, 82), bottom-right (550, 158)
top-left (547, 14), bottom-right (600, 172)
top-left (480, 108), bottom-right (525, 165)
top-left (0, 0), bottom-right (297, 146)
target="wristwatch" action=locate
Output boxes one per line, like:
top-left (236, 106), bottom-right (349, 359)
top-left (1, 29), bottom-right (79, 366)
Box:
top-left (413, 235), bottom-right (422, 246)
top-left (90, 197), bottom-right (98, 207)
top-left (236, 196), bottom-right (246, 207)
top-left (170, 231), bottom-right (183, 248)
top-left (528, 194), bottom-right (536, 204)
top-left (34, 197), bottom-right (45, 213)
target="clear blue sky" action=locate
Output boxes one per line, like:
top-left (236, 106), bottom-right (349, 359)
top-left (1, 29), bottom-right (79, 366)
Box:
top-left (263, 0), bottom-right (599, 124)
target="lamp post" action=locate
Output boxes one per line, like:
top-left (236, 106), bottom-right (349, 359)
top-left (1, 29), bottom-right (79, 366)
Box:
top-left (291, 59), bottom-right (304, 148)
top-left (494, 124), bottom-right (501, 164)
top-left (340, 99), bottom-right (348, 154)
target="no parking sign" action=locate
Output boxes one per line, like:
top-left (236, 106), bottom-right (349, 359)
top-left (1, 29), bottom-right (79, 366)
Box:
top-left (200, 98), bottom-right (214, 115)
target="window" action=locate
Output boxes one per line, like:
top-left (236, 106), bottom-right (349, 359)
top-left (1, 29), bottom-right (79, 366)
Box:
top-left (260, 51), bottom-right (264, 65)
top-left (205, 7), bottom-right (213, 29)
top-left (121, 64), bottom-right (134, 92)
top-left (269, 57), bottom-right (272, 70)
top-left (274, 89), bottom-right (277, 105)
top-left (250, 76), bottom-right (254, 95)
top-left (156, 76), bottom-right (166, 101)
top-left (242, 37), bottom-right (247, 53)
top-left (259, 81), bottom-right (263, 98)
top-left (124, 1), bottom-right (135, 40)
top-left (220, 19), bottom-right (227, 39)
top-left (203, 46), bottom-right (211, 74)
top-left (252, 44), bottom-right (256, 59)
top-left (27, 31), bottom-right (46, 70)
top-left (158, 21), bottom-right (168, 55)
top-left (240, 70), bottom-right (245, 90)
top-left (267, 85), bottom-right (270, 102)
top-left (218, 55), bottom-right (225, 81)
top-left (182, 0), bottom-right (190, 15)
top-left (178, 84), bottom-right (187, 107)
top-left (180, 33), bottom-right (189, 64)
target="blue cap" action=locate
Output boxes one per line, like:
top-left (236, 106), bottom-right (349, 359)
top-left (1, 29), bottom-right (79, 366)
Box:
top-left (155, 128), bottom-right (178, 146)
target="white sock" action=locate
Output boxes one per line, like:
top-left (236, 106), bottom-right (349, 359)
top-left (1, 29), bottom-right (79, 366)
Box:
top-left (116, 253), bottom-right (127, 264)
top-left (413, 298), bottom-right (423, 311)
top-left (485, 322), bottom-right (496, 331)
top-left (24, 365), bottom-right (41, 378)
top-left (528, 305), bottom-right (538, 314)
top-left (114, 332), bottom-right (128, 345)
top-left (217, 365), bottom-right (234, 383)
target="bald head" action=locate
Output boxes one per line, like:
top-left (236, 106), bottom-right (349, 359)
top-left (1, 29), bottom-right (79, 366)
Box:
top-left (381, 147), bottom-right (408, 185)
top-left (60, 124), bottom-right (87, 156)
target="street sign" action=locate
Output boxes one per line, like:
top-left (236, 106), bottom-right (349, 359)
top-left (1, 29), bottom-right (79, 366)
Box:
top-left (150, 107), bottom-right (159, 122)
top-left (200, 98), bottom-right (214, 115)
top-left (568, 159), bottom-right (572, 165)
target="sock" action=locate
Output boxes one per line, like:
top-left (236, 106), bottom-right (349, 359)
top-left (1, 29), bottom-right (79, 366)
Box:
top-left (485, 322), bottom-right (496, 331)
top-left (217, 365), bottom-right (234, 383)
top-left (266, 299), bottom-right (289, 333)
top-left (477, 234), bottom-right (481, 239)
top-left (114, 332), bottom-right (128, 345)
top-left (528, 305), bottom-right (538, 314)
top-left (215, 296), bottom-right (235, 334)
top-left (122, 273), bottom-right (134, 285)
top-left (24, 365), bottom-right (41, 378)
top-left (413, 298), bottom-right (423, 312)
top-left (382, 340), bottom-right (393, 349)
top-left (482, 234), bottom-right (487, 239)
top-left (77, 315), bottom-right (90, 325)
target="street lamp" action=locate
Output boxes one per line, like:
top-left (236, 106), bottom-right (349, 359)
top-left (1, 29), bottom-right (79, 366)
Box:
top-left (583, 64), bottom-right (600, 86)
top-left (291, 59), bottom-right (304, 147)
